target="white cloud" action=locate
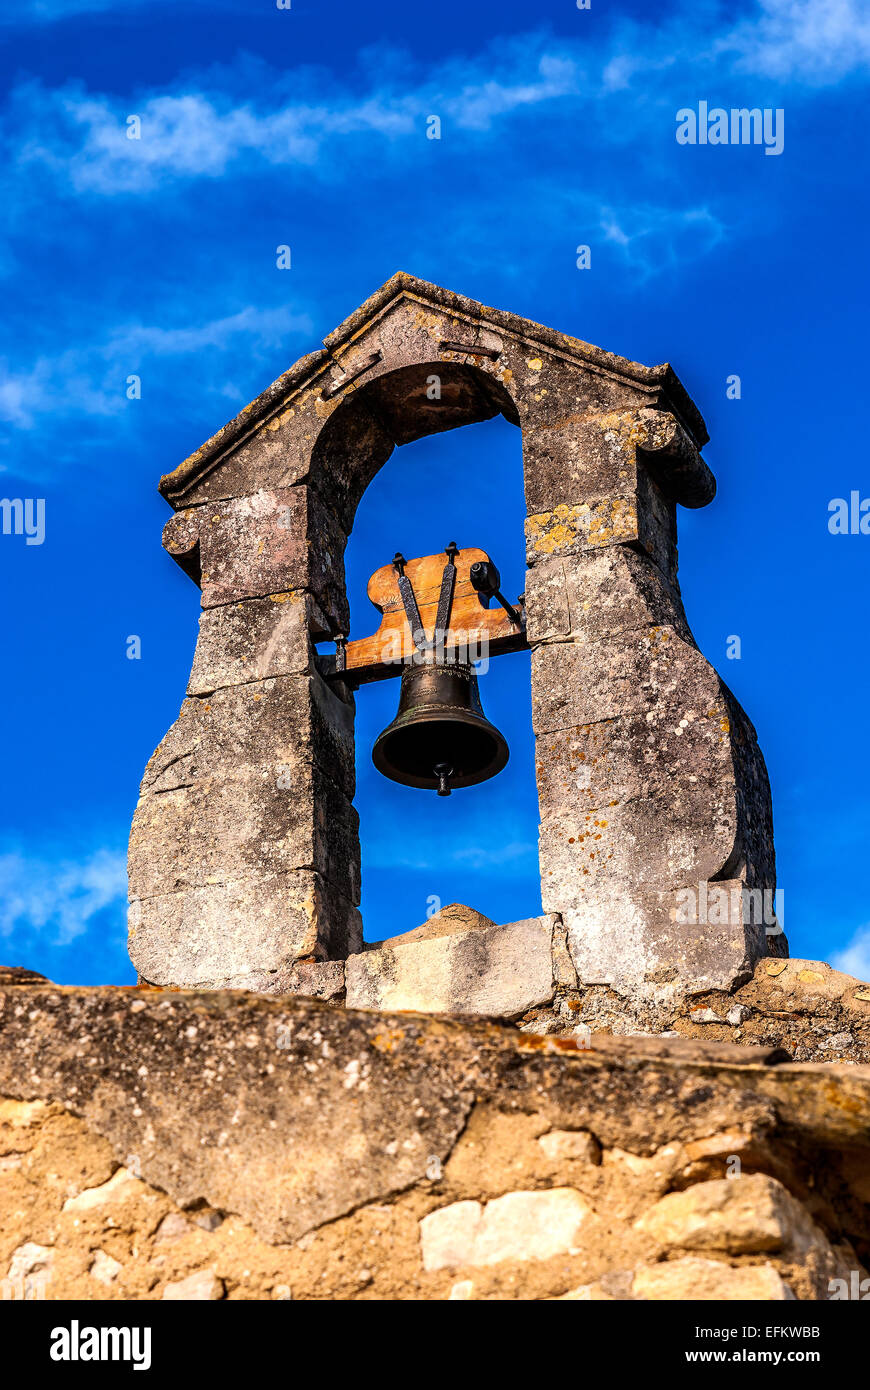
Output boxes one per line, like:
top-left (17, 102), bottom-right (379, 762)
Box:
top-left (831, 922), bottom-right (870, 984)
top-left (105, 304), bottom-right (312, 357)
top-left (7, 3), bottom-right (863, 203)
top-left (441, 53), bottom-right (579, 130)
top-left (0, 848), bottom-right (127, 946)
top-left (599, 203), bottom-right (726, 278)
top-left (8, 49), bottom-right (578, 196)
top-left (0, 303), bottom-right (312, 429)
top-left (722, 0), bottom-right (870, 84)
top-left (452, 840), bottom-right (536, 870)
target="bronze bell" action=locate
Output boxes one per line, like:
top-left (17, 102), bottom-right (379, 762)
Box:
top-left (372, 662), bottom-right (509, 795)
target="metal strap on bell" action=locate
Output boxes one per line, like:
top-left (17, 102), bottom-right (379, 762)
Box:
top-left (371, 544), bottom-right (509, 796)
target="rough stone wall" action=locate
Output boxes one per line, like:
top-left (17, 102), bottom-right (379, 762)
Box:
top-left (278, 910), bottom-right (870, 1067)
top-left (129, 273), bottom-right (780, 1002)
top-left (1, 982), bottom-right (868, 1301)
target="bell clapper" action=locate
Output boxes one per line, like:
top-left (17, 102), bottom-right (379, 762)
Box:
top-left (434, 762), bottom-right (453, 797)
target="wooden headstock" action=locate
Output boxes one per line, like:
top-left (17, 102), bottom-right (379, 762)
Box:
top-left (335, 546), bottom-right (526, 685)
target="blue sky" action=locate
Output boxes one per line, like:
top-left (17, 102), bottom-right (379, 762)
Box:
top-left (1, 0), bottom-right (868, 985)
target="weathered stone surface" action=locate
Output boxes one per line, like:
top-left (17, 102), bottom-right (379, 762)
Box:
top-left (563, 879), bottom-right (768, 1000)
top-left (274, 959), bottom-right (346, 1001)
top-left (130, 870), bottom-right (361, 989)
top-left (130, 759), bottom-right (359, 902)
top-left (196, 486), bottom-right (348, 630)
top-left (129, 672), bottom-right (359, 985)
top-left (0, 988), bottom-right (868, 1300)
top-left (537, 1130), bottom-right (600, 1164)
top-left (0, 966), bottom-right (49, 986)
top-left (522, 406), bottom-right (713, 518)
top-left (539, 788), bottom-right (735, 902)
top-left (526, 496), bottom-right (642, 562)
top-left (63, 1168), bottom-right (140, 1212)
top-left (529, 616), bottom-right (779, 997)
top-left (518, 954), bottom-right (870, 1065)
top-left (535, 706), bottom-right (732, 818)
top-left (531, 624), bottom-right (716, 734)
top-left (522, 410), bottom-right (643, 518)
top-left (136, 744), bottom-right (357, 888)
top-left (90, 1249), bottom-right (123, 1285)
top-left (371, 902), bottom-right (497, 951)
top-left (636, 1174), bottom-right (819, 1255)
top-left (420, 1188), bottom-right (591, 1270)
top-left (525, 492), bottom-right (678, 592)
top-left (8, 1241), bottom-right (53, 1279)
top-left (630, 1257), bottom-right (794, 1301)
top-left (163, 1268), bottom-right (224, 1300)
top-left (176, 397), bottom-right (319, 508)
top-left (524, 546), bottom-right (689, 648)
top-left (345, 919), bottom-right (555, 1017)
top-left (187, 591), bottom-right (329, 695)
top-left (162, 508), bottom-right (201, 584)
top-left (140, 675), bottom-right (356, 802)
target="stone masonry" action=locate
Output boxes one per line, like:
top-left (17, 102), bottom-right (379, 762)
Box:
top-left (1, 979), bottom-right (868, 1302)
top-left (129, 273), bottom-right (782, 1009)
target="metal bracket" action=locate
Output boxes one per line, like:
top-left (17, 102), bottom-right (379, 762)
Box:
top-left (394, 544), bottom-right (458, 656)
top-left (321, 349), bottom-right (384, 400)
top-left (433, 542), bottom-right (458, 645)
top-left (393, 552), bottom-right (427, 652)
top-left (439, 340), bottom-right (501, 360)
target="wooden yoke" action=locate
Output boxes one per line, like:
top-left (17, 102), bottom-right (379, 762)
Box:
top-left (330, 546), bottom-right (527, 686)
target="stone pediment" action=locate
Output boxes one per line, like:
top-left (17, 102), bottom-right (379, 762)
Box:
top-left (159, 271), bottom-right (710, 511)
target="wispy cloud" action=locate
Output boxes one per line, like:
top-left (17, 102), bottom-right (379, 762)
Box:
top-left (8, 2), bottom-right (867, 201)
top-left (3, 0), bottom-right (244, 22)
top-left (452, 840), bottom-right (536, 870)
top-left (721, 0), bottom-right (870, 84)
top-left (831, 922), bottom-right (870, 984)
top-left (7, 49), bottom-right (577, 196)
top-left (599, 203), bottom-right (726, 278)
top-left (0, 847), bottom-right (127, 947)
top-left (0, 303), bottom-right (312, 429)
top-left (366, 809), bottom-right (535, 875)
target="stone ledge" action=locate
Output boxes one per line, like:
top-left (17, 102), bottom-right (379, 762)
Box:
top-left (0, 986), bottom-right (868, 1299)
top-left (520, 956), bottom-right (870, 1065)
top-left (345, 916), bottom-right (556, 1017)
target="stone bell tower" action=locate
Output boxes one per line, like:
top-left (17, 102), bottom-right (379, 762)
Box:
top-left (128, 272), bottom-right (783, 1008)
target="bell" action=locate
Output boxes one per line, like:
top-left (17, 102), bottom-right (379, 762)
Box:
top-left (372, 663), bottom-right (509, 795)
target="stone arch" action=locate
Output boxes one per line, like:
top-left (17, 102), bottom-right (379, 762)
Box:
top-left (131, 274), bottom-right (780, 1003)
top-left (307, 358), bottom-right (520, 546)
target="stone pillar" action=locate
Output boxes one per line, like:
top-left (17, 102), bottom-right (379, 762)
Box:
top-left (524, 407), bottom-right (781, 1001)
top-left (128, 484), bottom-right (362, 989)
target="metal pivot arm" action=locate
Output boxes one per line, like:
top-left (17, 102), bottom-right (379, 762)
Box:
top-left (469, 560), bottom-right (523, 628)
